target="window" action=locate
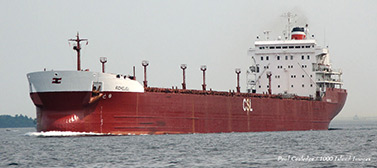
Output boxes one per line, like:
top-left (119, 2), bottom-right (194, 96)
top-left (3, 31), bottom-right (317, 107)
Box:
top-left (277, 56), bottom-right (280, 60)
top-left (266, 56), bottom-right (269, 60)
top-left (282, 46), bottom-right (288, 49)
top-left (302, 55), bottom-right (304, 60)
top-left (259, 85), bottom-right (261, 88)
top-left (302, 75), bottom-right (305, 78)
top-left (278, 85), bottom-right (280, 88)
top-left (276, 46), bottom-right (281, 49)
top-left (289, 46), bottom-right (294, 49)
top-left (307, 55), bottom-right (310, 59)
top-left (290, 55), bottom-right (293, 60)
top-left (291, 85), bottom-right (294, 88)
top-left (270, 46), bottom-right (275, 49)
top-left (295, 46), bottom-right (300, 48)
top-left (302, 84), bottom-right (305, 88)
top-left (285, 56), bottom-right (288, 60)
top-left (310, 84), bottom-right (313, 87)
top-left (261, 56), bottom-right (263, 61)
top-left (305, 46), bottom-right (310, 48)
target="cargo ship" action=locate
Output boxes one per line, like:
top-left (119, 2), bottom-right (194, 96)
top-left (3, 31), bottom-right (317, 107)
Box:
top-left (27, 18), bottom-right (347, 135)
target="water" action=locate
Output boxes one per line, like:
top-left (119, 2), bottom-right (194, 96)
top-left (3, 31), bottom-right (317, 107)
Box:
top-left (1, 120), bottom-right (376, 167)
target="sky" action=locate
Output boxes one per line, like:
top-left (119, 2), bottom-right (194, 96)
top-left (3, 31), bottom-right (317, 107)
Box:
top-left (0, 0), bottom-right (376, 120)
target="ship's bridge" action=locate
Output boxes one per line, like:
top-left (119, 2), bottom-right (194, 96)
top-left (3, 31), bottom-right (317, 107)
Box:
top-left (247, 36), bottom-right (343, 99)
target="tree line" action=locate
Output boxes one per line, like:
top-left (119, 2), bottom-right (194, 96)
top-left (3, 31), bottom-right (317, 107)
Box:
top-left (0, 114), bottom-right (36, 128)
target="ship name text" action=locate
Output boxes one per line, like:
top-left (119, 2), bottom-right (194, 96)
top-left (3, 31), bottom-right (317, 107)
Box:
top-left (115, 86), bottom-right (129, 91)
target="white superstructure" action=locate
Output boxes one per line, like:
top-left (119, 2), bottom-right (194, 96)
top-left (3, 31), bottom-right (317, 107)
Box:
top-left (27, 71), bottom-right (144, 93)
top-left (246, 26), bottom-right (343, 98)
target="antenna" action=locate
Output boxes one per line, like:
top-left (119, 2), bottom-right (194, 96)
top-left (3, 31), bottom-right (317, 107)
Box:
top-left (324, 28), bottom-right (326, 47)
top-left (263, 30), bottom-right (271, 40)
top-left (68, 32), bottom-right (88, 71)
top-left (281, 12), bottom-right (297, 39)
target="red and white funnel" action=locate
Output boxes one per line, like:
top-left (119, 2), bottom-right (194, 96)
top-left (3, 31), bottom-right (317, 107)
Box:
top-left (291, 27), bottom-right (306, 40)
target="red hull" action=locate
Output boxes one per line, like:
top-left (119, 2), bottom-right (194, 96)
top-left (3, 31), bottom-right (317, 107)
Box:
top-left (31, 88), bottom-right (347, 135)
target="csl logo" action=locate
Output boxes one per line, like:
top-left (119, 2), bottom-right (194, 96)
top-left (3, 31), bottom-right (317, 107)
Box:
top-left (52, 78), bottom-right (62, 84)
top-left (243, 98), bottom-right (253, 114)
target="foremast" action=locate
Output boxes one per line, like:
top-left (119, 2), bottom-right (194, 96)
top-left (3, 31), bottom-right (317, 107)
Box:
top-left (69, 33), bottom-right (88, 71)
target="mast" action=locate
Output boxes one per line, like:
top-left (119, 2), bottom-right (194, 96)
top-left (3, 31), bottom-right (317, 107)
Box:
top-left (281, 12), bottom-right (297, 39)
top-left (69, 32), bottom-right (88, 71)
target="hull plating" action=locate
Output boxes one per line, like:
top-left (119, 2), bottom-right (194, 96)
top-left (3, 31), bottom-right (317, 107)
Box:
top-left (30, 88), bottom-right (347, 135)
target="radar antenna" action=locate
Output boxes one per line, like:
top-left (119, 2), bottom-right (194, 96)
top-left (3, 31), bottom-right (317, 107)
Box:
top-left (69, 32), bottom-right (88, 71)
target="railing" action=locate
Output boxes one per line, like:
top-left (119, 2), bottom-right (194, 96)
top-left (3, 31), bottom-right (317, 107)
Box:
top-left (145, 87), bottom-right (314, 101)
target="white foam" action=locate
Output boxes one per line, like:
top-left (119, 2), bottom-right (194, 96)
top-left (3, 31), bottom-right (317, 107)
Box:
top-left (24, 131), bottom-right (110, 137)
